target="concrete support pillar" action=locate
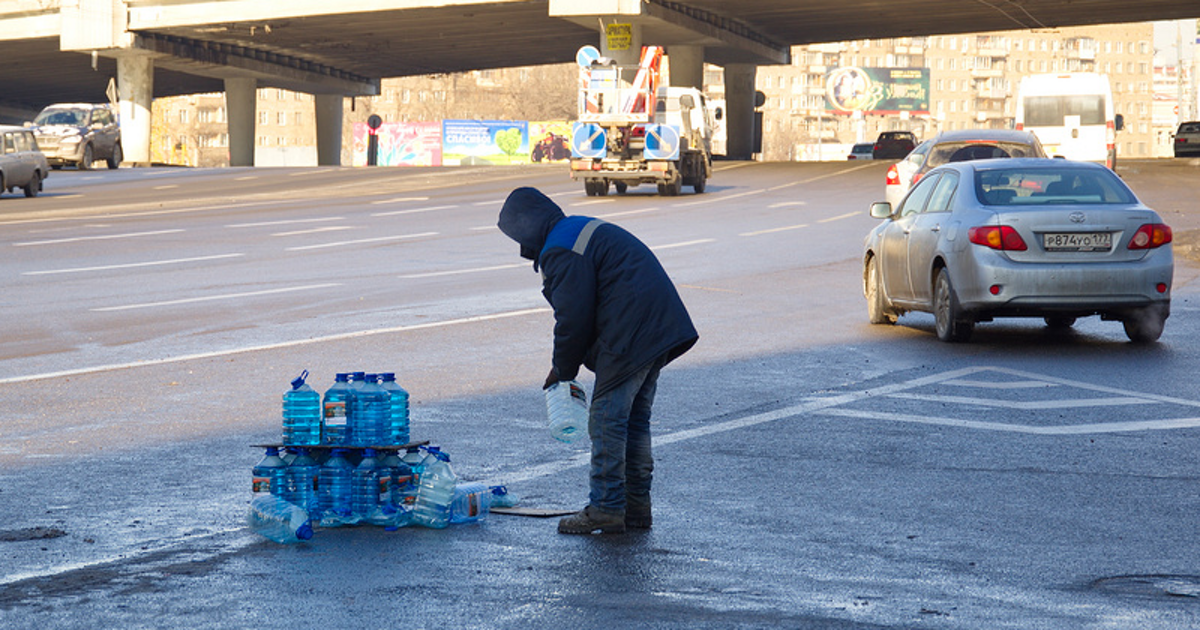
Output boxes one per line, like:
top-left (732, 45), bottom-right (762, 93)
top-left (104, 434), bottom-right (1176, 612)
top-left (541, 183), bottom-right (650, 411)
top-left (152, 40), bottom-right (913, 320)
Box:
top-left (724, 63), bottom-right (758, 160)
top-left (668, 45), bottom-right (704, 89)
top-left (116, 54), bottom-right (153, 166)
top-left (224, 77), bottom-right (257, 167)
top-left (314, 94), bottom-right (344, 166)
top-left (598, 19), bottom-right (642, 65)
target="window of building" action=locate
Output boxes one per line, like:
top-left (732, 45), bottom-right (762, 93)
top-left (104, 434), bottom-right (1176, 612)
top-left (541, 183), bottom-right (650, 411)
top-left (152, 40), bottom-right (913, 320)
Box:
top-left (179, 110), bottom-right (188, 124)
top-left (277, 112), bottom-right (287, 125)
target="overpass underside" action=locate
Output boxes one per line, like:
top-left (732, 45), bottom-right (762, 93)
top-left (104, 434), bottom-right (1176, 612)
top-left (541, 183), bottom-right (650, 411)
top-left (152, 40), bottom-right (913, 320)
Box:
top-left (0, 0), bottom-right (1197, 164)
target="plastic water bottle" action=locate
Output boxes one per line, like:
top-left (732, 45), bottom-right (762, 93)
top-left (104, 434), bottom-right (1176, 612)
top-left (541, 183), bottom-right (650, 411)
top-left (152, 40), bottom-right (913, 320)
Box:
top-left (282, 370), bottom-right (321, 445)
top-left (399, 446), bottom-right (423, 508)
top-left (251, 446), bottom-right (287, 496)
top-left (448, 482), bottom-right (493, 524)
top-left (411, 446), bottom-right (457, 529)
top-left (352, 448), bottom-right (381, 521)
top-left (317, 448), bottom-right (354, 526)
top-left (321, 373), bottom-right (354, 445)
top-left (350, 374), bottom-right (388, 446)
top-left (490, 485), bottom-right (518, 508)
top-left (248, 494), bottom-right (314, 544)
top-left (544, 380), bottom-right (588, 443)
top-left (379, 373), bottom-right (410, 446)
top-left (283, 447), bottom-right (319, 516)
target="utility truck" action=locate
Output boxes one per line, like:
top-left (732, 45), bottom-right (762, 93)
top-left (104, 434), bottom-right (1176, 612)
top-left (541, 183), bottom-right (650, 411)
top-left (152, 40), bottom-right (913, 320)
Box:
top-left (569, 46), bottom-right (716, 196)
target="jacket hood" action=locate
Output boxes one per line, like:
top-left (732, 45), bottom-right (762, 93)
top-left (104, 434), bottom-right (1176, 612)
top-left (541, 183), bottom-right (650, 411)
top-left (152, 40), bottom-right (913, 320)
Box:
top-left (498, 187), bottom-right (564, 268)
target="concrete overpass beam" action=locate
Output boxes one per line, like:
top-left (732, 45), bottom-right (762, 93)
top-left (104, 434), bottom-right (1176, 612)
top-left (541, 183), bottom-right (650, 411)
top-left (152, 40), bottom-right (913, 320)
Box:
top-left (598, 19), bottom-right (642, 66)
top-left (724, 63), bottom-right (757, 160)
top-left (224, 77), bottom-right (256, 167)
top-left (116, 53), bottom-right (154, 167)
top-left (314, 94), bottom-right (343, 166)
top-left (668, 45), bottom-right (704, 89)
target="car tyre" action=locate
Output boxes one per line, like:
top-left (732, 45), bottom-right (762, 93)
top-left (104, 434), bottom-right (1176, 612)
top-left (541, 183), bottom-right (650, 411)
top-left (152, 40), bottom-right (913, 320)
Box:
top-left (614, 181), bottom-right (628, 194)
top-left (23, 171), bottom-right (40, 198)
top-left (934, 268), bottom-right (973, 342)
top-left (693, 174), bottom-right (706, 194)
top-left (78, 144), bottom-right (94, 171)
top-left (1044, 316), bottom-right (1076, 330)
top-left (107, 143), bottom-right (122, 169)
top-left (866, 256), bottom-right (898, 325)
top-left (1123, 304), bottom-right (1167, 343)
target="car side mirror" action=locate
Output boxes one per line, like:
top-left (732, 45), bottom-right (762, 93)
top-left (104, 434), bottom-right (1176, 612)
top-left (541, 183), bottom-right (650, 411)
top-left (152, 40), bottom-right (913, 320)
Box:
top-left (1114, 114), bottom-right (1124, 132)
top-left (870, 202), bottom-right (893, 219)
top-left (714, 107), bottom-right (723, 121)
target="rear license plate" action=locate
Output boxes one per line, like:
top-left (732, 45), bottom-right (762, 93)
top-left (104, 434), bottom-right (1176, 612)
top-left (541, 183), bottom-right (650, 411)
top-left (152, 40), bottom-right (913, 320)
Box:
top-left (1043, 232), bottom-right (1113, 252)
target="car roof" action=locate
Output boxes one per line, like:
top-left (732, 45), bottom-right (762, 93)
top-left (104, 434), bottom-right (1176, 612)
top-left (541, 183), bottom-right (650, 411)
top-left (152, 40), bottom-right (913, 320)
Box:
top-left (935, 157), bottom-right (1110, 174)
top-left (41, 103), bottom-right (110, 109)
top-left (926, 129), bottom-right (1039, 143)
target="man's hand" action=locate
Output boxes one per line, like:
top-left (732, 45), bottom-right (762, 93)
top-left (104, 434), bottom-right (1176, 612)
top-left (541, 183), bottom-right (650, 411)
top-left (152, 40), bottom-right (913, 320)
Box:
top-left (543, 367), bottom-right (558, 390)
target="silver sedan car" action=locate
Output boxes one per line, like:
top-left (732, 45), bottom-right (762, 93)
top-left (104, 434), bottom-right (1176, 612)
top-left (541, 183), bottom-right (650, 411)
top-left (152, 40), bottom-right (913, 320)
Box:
top-left (863, 158), bottom-right (1173, 343)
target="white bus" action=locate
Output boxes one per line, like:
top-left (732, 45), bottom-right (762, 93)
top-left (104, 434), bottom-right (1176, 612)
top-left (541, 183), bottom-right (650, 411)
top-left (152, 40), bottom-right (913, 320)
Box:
top-left (1015, 73), bottom-right (1123, 169)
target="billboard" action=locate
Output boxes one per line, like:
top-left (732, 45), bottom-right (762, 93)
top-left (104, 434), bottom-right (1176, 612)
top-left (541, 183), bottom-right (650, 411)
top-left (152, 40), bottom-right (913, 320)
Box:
top-left (442, 120), bottom-right (529, 165)
top-left (825, 67), bottom-right (930, 115)
top-left (352, 121), bottom-right (442, 167)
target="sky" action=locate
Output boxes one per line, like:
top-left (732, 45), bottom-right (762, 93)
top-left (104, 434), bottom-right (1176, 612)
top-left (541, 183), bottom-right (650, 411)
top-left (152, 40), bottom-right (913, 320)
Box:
top-left (1154, 18), bottom-right (1198, 66)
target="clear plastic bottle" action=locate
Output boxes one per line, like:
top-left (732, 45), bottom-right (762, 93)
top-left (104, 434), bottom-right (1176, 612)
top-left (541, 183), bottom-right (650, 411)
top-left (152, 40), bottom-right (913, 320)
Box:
top-left (378, 373), bottom-right (410, 446)
top-left (350, 374), bottom-right (388, 446)
top-left (411, 446), bottom-right (457, 529)
top-left (351, 448), bottom-right (381, 521)
top-left (321, 373), bottom-right (354, 446)
top-left (317, 448), bottom-right (355, 526)
top-left (251, 446), bottom-right (287, 496)
top-left (248, 494), bottom-right (314, 544)
top-left (283, 370), bottom-right (321, 445)
top-left (448, 482), bottom-right (493, 524)
top-left (489, 485), bottom-right (518, 508)
top-left (398, 446), bottom-right (424, 508)
top-left (283, 447), bottom-right (319, 516)
top-left (544, 380), bottom-right (588, 443)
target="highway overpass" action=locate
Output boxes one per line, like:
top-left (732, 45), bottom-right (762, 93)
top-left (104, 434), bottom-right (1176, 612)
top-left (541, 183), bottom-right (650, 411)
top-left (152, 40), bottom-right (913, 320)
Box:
top-left (1, 0), bottom-right (1198, 165)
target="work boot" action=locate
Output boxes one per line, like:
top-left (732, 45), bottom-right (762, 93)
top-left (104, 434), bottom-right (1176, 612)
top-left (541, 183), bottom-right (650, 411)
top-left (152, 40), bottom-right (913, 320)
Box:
top-left (626, 495), bottom-right (652, 530)
top-left (557, 505), bottom-right (626, 535)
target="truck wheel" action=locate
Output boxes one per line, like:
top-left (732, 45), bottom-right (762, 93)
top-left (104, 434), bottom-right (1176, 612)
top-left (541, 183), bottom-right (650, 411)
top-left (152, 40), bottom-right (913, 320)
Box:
top-left (693, 175), bottom-right (706, 194)
top-left (596, 180), bottom-right (609, 196)
top-left (615, 182), bottom-right (628, 194)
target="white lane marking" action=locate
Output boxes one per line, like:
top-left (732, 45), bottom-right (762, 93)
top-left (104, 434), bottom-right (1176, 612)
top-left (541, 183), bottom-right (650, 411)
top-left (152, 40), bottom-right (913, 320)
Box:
top-left (818, 211), bottom-right (858, 223)
top-left (234, 176), bottom-right (257, 181)
top-left (676, 188), bottom-right (764, 207)
top-left (769, 201), bottom-right (807, 208)
top-left (943, 379), bottom-right (1057, 389)
top-left (90, 283), bottom-right (341, 312)
top-left (470, 225), bottom-right (499, 231)
top-left (290, 169), bottom-right (334, 176)
top-left (271, 226), bottom-right (354, 237)
top-left (226, 217), bottom-right (345, 228)
top-left (739, 223), bottom-right (808, 237)
top-left (153, 185), bottom-right (178, 190)
top-left (370, 196), bottom-right (430, 205)
top-left (371, 205), bottom-right (456, 217)
top-left (473, 198), bottom-right (506, 206)
top-left (398, 263), bottom-right (528, 279)
top-left (14, 229), bottom-right (184, 247)
top-left (23, 253), bottom-right (245, 276)
top-left (817, 408), bottom-right (1200, 435)
top-left (887, 392), bottom-right (1150, 410)
top-left (570, 199), bottom-right (616, 206)
top-left (595, 207), bottom-right (659, 219)
top-left (767, 161), bottom-right (879, 191)
top-left (650, 238), bottom-right (716, 251)
top-left (285, 232), bottom-right (438, 251)
top-left (0, 307), bottom-right (551, 385)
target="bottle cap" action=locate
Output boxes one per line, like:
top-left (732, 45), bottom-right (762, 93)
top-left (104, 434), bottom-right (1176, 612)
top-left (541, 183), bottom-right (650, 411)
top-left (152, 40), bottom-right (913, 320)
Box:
top-left (296, 521), bottom-right (314, 540)
top-left (291, 369), bottom-right (309, 390)
top-left (380, 373), bottom-right (395, 381)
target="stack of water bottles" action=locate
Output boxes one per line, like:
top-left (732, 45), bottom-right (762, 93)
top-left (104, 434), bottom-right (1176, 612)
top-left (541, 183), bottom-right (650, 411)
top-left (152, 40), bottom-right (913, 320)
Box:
top-left (247, 370), bottom-right (516, 544)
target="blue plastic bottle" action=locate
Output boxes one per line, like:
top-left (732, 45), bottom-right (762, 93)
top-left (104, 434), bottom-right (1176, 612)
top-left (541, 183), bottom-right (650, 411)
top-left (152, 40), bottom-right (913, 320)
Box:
top-left (411, 446), bottom-right (457, 529)
top-left (282, 370), bottom-right (321, 445)
top-left (248, 494), bottom-right (314, 544)
top-left (321, 373), bottom-right (354, 445)
top-left (252, 446), bottom-right (287, 496)
top-left (318, 448), bottom-right (355, 526)
top-left (489, 485), bottom-right (518, 508)
top-left (448, 482), bottom-right (493, 524)
top-left (283, 447), bottom-right (319, 516)
top-left (379, 373), bottom-right (410, 446)
top-left (350, 374), bottom-right (388, 446)
top-left (352, 448), bottom-right (381, 521)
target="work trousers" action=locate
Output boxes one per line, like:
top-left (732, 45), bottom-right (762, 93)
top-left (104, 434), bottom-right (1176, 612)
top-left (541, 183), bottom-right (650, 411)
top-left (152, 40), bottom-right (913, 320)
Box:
top-left (587, 357), bottom-right (665, 514)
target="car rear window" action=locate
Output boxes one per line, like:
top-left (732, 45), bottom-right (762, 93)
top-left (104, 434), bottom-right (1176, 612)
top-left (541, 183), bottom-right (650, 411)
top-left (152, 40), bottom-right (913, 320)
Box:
top-left (1179, 123), bottom-right (1200, 134)
top-left (927, 141), bottom-right (1040, 169)
top-left (976, 167), bottom-right (1135, 206)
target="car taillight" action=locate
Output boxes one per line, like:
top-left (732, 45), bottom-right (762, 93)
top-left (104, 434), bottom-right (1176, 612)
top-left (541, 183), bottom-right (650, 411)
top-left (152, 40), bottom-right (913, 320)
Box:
top-left (968, 225), bottom-right (1027, 251)
top-left (1015, 122), bottom-right (1024, 131)
top-left (911, 172), bottom-right (923, 185)
top-left (1128, 224), bottom-right (1172, 250)
top-left (885, 164), bottom-right (901, 186)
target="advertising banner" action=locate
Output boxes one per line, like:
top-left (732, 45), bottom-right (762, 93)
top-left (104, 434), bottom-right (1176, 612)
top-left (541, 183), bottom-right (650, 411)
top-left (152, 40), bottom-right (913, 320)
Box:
top-left (825, 67), bottom-right (930, 115)
top-left (442, 120), bottom-right (529, 165)
top-left (529, 121), bottom-right (573, 162)
top-left (351, 121), bottom-right (442, 167)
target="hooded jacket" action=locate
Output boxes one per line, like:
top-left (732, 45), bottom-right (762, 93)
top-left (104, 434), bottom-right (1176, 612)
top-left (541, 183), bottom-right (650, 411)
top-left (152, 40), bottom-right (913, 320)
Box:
top-left (498, 187), bottom-right (697, 397)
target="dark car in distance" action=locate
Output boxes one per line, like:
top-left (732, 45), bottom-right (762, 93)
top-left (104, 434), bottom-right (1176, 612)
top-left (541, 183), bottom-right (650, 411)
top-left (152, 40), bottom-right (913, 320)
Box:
top-left (872, 131), bottom-right (917, 160)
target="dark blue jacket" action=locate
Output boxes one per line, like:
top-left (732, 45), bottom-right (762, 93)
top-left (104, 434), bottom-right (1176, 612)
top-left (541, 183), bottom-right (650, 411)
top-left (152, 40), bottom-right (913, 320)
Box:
top-left (498, 187), bottom-right (697, 397)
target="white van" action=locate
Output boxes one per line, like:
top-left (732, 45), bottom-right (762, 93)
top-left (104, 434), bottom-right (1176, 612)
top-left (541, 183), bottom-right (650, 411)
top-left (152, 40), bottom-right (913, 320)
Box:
top-left (1015, 73), bottom-right (1123, 169)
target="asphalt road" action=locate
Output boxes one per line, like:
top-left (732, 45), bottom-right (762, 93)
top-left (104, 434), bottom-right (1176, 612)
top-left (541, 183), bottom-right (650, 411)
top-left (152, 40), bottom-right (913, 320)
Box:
top-left (1, 158), bottom-right (1199, 629)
